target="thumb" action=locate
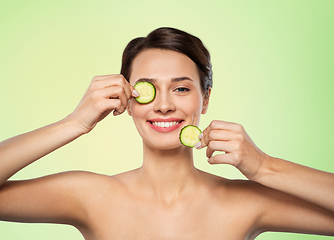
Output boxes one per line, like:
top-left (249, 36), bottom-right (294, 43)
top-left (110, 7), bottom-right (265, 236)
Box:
top-left (131, 85), bottom-right (140, 97)
top-left (207, 153), bottom-right (234, 165)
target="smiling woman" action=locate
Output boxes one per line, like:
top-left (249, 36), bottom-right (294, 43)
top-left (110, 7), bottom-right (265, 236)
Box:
top-left (0, 27), bottom-right (334, 240)
top-left (127, 48), bottom-right (206, 150)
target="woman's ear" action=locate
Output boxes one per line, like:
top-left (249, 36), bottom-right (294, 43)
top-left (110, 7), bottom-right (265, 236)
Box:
top-left (201, 88), bottom-right (211, 114)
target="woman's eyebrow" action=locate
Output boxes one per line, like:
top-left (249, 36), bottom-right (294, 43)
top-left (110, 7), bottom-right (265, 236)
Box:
top-left (134, 78), bottom-right (157, 84)
top-left (172, 77), bottom-right (193, 82)
top-left (134, 77), bottom-right (193, 84)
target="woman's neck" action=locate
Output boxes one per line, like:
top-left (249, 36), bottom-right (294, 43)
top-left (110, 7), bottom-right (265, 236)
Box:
top-left (137, 141), bottom-right (201, 204)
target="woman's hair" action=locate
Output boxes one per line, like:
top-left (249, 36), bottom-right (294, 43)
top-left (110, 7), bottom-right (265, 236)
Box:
top-left (120, 27), bottom-right (212, 97)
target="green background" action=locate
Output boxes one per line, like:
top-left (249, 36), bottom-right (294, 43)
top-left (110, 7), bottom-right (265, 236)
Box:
top-left (1, 0), bottom-right (333, 239)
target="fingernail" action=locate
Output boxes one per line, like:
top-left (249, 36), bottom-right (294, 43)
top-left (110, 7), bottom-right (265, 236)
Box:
top-left (133, 89), bottom-right (140, 97)
top-left (113, 111), bottom-right (121, 116)
top-left (207, 158), bottom-right (210, 163)
top-left (194, 141), bottom-right (201, 149)
top-left (198, 133), bottom-right (203, 139)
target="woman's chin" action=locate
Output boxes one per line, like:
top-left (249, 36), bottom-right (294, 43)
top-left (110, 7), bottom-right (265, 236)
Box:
top-left (144, 140), bottom-right (185, 151)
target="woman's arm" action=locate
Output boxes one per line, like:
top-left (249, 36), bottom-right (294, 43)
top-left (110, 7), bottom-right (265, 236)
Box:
top-left (256, 155), bottom-right (334, 212)
top-left (0, 74), bottom-right (138, 223)
top-left (0, 118), bottom-right (82, 185)
top-left (0, 74), bottom-right (137, 186)
top-left (197, 120), bottom-right (334, 234)
top-left (0, 171), bottom-right (91, 225)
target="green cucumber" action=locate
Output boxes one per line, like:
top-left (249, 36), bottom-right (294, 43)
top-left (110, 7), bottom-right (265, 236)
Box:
top-left (134, 82), bottom-right (156, 103)
top-left (179, 125), bottom-right (202, 147)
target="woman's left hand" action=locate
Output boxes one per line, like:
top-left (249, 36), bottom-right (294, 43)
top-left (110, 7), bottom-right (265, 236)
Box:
top-left (196, 120), bottom-right (269, 181)
top-left (197, 121), bottom-right (334, 232)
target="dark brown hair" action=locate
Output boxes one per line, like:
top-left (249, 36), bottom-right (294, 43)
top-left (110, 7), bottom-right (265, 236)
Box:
top-left (120, 27), bottom-right (212, 97)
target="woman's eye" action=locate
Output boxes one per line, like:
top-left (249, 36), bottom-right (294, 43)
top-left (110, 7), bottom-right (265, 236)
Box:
top-left (175, 87), bottom-right (190, 93)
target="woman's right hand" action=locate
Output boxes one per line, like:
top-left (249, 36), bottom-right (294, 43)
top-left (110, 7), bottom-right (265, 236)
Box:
top-left (0, 74), bottom-right (138, 186)
top-left (68, 74), bottom-right (139, 134)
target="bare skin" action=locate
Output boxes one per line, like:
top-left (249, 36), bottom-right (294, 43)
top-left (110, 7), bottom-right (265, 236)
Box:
top-left (0, 49), bottom-right (334, 240)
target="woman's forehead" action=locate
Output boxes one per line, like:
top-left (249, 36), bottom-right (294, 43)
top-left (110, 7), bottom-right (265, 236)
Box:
top-left (129, 49), bottom-right (200, 84)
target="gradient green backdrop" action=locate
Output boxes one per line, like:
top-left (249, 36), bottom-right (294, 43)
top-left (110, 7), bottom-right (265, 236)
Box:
top-left (1, 0), bottom-right (333, 239)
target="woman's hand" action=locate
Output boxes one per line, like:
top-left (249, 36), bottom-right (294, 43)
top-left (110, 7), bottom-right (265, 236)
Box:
top-left (196, 120), bottom-right (268, 181)
top-left (67, 74), bottom-right (139, 134)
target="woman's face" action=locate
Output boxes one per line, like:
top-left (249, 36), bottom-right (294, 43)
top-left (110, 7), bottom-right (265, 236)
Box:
top-left (128, 49), bottom-right (209, 150)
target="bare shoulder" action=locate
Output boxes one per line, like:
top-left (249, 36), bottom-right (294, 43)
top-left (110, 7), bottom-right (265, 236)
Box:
top-left (27, 170), bottom-right (122, 192)
top-left (70, 169), bottom-right (139, 202)
top-left (196, 170), bottom-right (286, 219)
top-left (200, 171), bottom-right (334, 236)
top-left (197, 172), bottom-right (272, 202)
top-left (0, 170), bottom-right (126, 226)
top-left (198, 170), bottom-right (277, 198)
top-left (57, 170), bottom-right (132, 197)
top-left (55, 169), bottom-right (134, 186)
top-left (194, 171), bottom-right (273, 238)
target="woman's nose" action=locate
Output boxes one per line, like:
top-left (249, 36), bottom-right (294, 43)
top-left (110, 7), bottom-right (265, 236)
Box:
top-left (153, 91), bottom-right (176, 114)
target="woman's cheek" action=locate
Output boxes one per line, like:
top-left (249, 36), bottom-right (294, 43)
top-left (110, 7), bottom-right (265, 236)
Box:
top-left (129, 104), bottom-right (148, 133)
top-left (184, 97), bottom-right (203, 125)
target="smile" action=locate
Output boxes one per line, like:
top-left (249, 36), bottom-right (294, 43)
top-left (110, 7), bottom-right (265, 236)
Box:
top-left (151, 121), bottom-right (180, 128)
top-left (147, 118), bottom-right (184, 133)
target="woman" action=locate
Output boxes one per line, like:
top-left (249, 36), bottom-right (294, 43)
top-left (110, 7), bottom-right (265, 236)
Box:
top-left (0, 27), bottom-right (333, 240)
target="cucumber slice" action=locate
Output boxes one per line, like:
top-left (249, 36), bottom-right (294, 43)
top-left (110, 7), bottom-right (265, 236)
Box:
top-left (134, 81), bottom-right (156, 103)
top-left (179, 125), bottom-right (202, 148)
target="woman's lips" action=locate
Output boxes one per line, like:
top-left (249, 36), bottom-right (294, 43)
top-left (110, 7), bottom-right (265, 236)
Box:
top-left (147, 118), bottom-right (184, 133)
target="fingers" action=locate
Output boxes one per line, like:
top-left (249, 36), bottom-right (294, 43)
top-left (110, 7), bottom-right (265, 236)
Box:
top-left (205, 140), bottom-right (235, 158)
top-left (70, 74), bottom-right (138, 133)
top-left (196, 120), bottom-right (246, 165)
top-left (202, 120), bottom-right (244, 134)
top-left (199, 129), bottom-right (237, 149)
top-left (87, 74), bottom-right (135, 114)
top-left (89, 74), bottom-right (136, 99)
top-left (196, 120), bottom-right (265, 181)
top-left (95, 86), bottom-right (129, 114)
top-left (198, 121), bottom-right (243, 150)
top-left (207, 153), bottom-right (237, 165)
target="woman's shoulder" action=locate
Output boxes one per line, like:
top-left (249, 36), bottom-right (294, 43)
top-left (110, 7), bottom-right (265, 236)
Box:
top-left (198, 170), bottom-right (271, 201)
top-left (49, 170), bottom-right (130, 194)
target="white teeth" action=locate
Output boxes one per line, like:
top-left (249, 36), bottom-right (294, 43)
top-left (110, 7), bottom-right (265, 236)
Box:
top-left (152, 121), bottom-right (180, 128)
